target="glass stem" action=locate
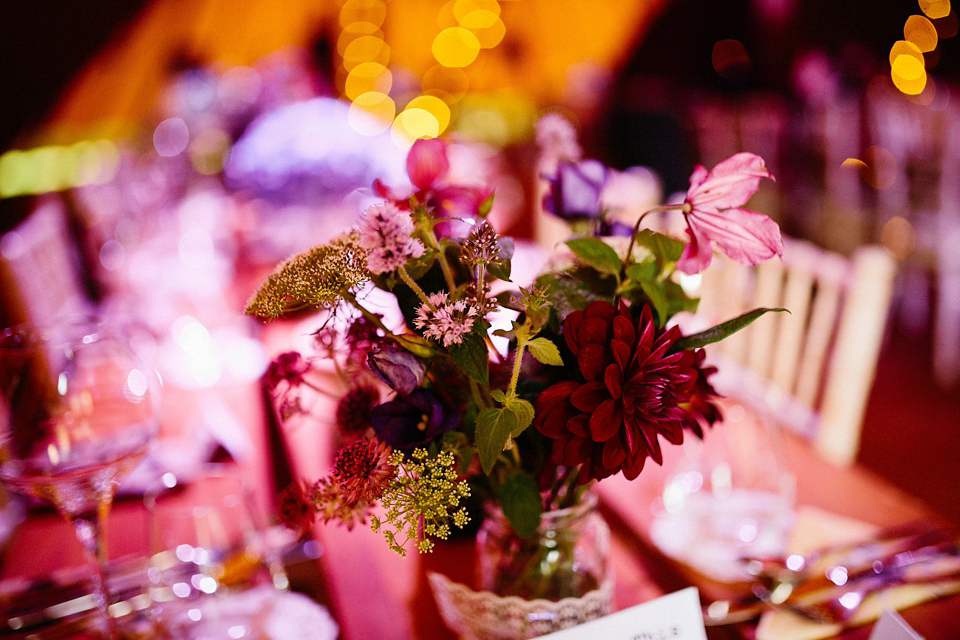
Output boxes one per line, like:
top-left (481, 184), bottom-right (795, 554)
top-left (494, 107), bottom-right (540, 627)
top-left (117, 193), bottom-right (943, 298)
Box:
top-left (68, 487), bottom-right (119, 639)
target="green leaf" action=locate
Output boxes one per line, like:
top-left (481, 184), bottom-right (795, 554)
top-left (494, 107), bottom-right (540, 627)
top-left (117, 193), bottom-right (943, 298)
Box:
top-left (497, 474), bottom-right (543, 538)
top-left (478, 192), bottom-right (495, 217)
top-left (671, 307), bottom-right (789, 352)
top-left (625, 261), bottom-right (657, 282)
top-left (526, 337), bottom-right (563, 366)
top-left (488, 259), bottom-right (512, 282)
top-left (633, 229), bottom-right (685, 263)
top-left (490, 389), bottom-right (507, 404)
top-left (565, 238), bottom-right (622, 275)
top-left (506, 397), bottom-right (534, 435)
top-left (638, 280), bottom-right (670, 327)
top-left (475, 407), bottom-right (519, 475)
top-left (448, 330), bottom-right (489, 385)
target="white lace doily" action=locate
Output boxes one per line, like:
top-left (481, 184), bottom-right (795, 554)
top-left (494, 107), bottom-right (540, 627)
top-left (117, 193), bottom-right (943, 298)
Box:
top-left (427, 572), bottom-right (613, 640)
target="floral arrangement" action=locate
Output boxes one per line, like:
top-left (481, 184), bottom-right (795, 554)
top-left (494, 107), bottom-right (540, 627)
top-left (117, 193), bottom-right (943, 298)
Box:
top-left (246, 115), bottom-right (783, 559)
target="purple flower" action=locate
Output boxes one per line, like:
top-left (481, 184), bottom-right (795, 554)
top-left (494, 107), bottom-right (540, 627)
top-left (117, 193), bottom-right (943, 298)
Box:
top-left (367, 344), bottom-right (426, 395)
top-left (542, 159), bottom-right (608, 220)
top-left (370, 389), bottom-right (459, 452)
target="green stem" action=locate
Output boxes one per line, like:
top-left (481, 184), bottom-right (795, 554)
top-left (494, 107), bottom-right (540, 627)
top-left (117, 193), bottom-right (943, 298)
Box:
top-left (422, 226), bottom-right (458, 293)
top-left (342, 291), bottom-right (393, 334)
top-left (397, 266), bottom-right (436, 309)
top-left (622, 203), bottom-right (692, 266)
top-left (507, 336), bottom-right (527, 399)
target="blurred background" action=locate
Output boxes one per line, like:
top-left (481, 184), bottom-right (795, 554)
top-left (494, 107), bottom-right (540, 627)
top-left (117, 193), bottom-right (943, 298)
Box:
top-left (0, 0), bottom-right (957, 524)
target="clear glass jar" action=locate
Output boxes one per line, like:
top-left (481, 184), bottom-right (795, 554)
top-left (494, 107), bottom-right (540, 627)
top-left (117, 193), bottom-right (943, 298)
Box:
top-left (476, 490), bottom-right (610, 602)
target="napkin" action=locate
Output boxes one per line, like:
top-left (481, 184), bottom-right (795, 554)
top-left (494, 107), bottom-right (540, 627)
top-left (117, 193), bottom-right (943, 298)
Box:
top-left (755, 506), bottom-right (960, 640)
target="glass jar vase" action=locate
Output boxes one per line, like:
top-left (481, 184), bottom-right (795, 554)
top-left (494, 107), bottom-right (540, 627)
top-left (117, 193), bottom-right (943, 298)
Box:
top-left (476, 491), bottom-right (611, 601)
top-left (429, 491), bottom-right (613, 640)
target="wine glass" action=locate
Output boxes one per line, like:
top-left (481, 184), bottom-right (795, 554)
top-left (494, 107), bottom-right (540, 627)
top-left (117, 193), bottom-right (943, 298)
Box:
top-left (0, 316), bottom-right (161, 638)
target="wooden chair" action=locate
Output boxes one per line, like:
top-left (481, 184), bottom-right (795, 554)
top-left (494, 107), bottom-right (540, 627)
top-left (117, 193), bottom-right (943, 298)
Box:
top-left (694, 237), bottom-right (897, 466)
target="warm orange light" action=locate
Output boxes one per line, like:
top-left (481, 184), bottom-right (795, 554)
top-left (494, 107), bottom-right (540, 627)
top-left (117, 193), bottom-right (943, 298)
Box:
top-left (339, 0), bottom-right (387, 29)
top-left (342, 35), bottom-right (390, 70)
top-left (344, 62), bottom-right (392, 100)
top-left (422, 65), bottom-right (470, 103)
top-left (392, 108), bottom-right (441, 144)
top-left (349, 91), bottom-right (396, 136)
top-left (905, 15), bottom-right (939, 51)
top-left (891, 53), bottom-right (927, 94)
top-left (432, 27), bottom-right (481, 68)
top-left (919, 0), bottom-right (951, 19)
top-left (880, 216), bottom-right (916, 260)
top-left (405, 95), bottom-right (452, 133)
top-left (472, 17), bottom-right (506, 49)
top-left (888, 39), bottom-right (924, 66)
top-left (453, 0), bottom-right (500, 23)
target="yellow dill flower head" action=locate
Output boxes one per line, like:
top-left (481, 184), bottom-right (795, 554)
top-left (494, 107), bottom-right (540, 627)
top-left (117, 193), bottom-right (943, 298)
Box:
top-left (245, 231), bottom-right (369, 320)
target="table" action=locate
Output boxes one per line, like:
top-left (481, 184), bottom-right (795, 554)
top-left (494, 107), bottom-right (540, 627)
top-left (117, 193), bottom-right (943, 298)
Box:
top-left (279, 397), bottom-right (960, 640)
top-left (3, 334), bottom-right (959, 639)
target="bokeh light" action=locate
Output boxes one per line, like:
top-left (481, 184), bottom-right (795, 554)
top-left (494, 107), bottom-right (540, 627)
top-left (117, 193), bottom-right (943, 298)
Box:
top-left (712, 39), bottom-right (751, 79)
top-left (0, 140), bottom-right (119, 199)
top-left (422, 65), bottom-right (470, 103)
top-left (453, 0), bottom-right (500, 23)
top-left (348, 91), bottom-right (396, 135)
top-left (881, 216), bottom-right (916, 260)
top-left (891, 53), bottom-right (927, 94)
top-left (189, 128), bottom-right (231, 175)
top-left (344, 62), bottom-right (392, 100)
top-left (471, 17), bottom-right (506, 49)
top-left (889, 39), bottom-right (925, 66)
top-left (392, 108), bottom-right (441, 145)
top-left (432, 27), bottom-right (481, 68)
top-left (919, 0), bottom-right (951, 20)
top-left (339, 0), bottom-right (386, 29)
top-left (857, 146), bottom-right (898, 190)
top-left (342, 35), bottom-right (390, 71)
top-left (905, 14), bottom-right (939, 51)
top-left (405, 95), bottom-right (451, 133)
top-left (154, 117), bottom-right (190, 157)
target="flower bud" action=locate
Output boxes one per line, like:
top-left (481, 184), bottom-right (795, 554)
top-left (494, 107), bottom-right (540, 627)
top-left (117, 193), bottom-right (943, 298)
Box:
top-left (367, 344), bottom-right (426, 395)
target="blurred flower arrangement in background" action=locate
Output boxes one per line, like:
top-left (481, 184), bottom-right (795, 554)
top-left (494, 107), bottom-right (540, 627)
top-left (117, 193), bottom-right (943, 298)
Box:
top-left (246, 114), bottom-right (783, 560)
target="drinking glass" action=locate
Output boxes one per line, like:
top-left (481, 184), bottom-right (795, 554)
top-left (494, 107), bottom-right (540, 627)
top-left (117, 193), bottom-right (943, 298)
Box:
top-left (145, 470), bottom-right (288, 639)
top-left (0, 317), bottom-right (161, 638)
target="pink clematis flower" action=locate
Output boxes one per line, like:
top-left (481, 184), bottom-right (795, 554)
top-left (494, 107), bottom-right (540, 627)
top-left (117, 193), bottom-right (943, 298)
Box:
top-left (676, 152), bottom-right (783, 275)
top-left (374, 138), bottom-right (492, 238)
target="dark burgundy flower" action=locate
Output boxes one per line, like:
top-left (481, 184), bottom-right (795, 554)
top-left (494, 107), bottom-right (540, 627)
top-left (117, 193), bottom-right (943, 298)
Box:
top-left (367, 344), bottom-right (426, 395)
top-left (335, 385), bottom-right (380, 437)
top-left (542, 159), bottom-right (608, 220)
top-left (332, 438), bottom-right (396, 502)
top-left (533, 300), bottom-right (720, 482)
top-left (371, 389), bottom-right (460, 452)
top-left (277, 480), bottom-right (316, 537)
top-left (265, 351), bottom-right (311, 390)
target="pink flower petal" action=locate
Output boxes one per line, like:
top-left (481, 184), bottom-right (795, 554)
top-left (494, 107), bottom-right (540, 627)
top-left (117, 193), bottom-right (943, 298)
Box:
top-left (685, 152), bottom-right (772, 212)
top-left (406, 138), bottom-right (449, 191)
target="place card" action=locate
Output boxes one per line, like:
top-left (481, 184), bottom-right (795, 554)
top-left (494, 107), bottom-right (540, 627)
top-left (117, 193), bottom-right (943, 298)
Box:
top-left (868, 609), bottom-right (923, 640)
top-left (532, 587), bottom-right (707, 640)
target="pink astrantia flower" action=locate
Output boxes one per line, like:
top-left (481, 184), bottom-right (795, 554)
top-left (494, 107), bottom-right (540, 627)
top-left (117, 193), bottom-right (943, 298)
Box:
top-left (358, 202), bottom-right (426, 274)
top-left (414, 292), bottom-right (478, 347)
top-left (677, 152), bottom-right (783, 275)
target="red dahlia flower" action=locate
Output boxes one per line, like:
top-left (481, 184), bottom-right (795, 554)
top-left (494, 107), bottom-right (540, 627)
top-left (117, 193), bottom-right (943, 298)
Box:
top-left (533, 300), bottom-right (720, 482)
